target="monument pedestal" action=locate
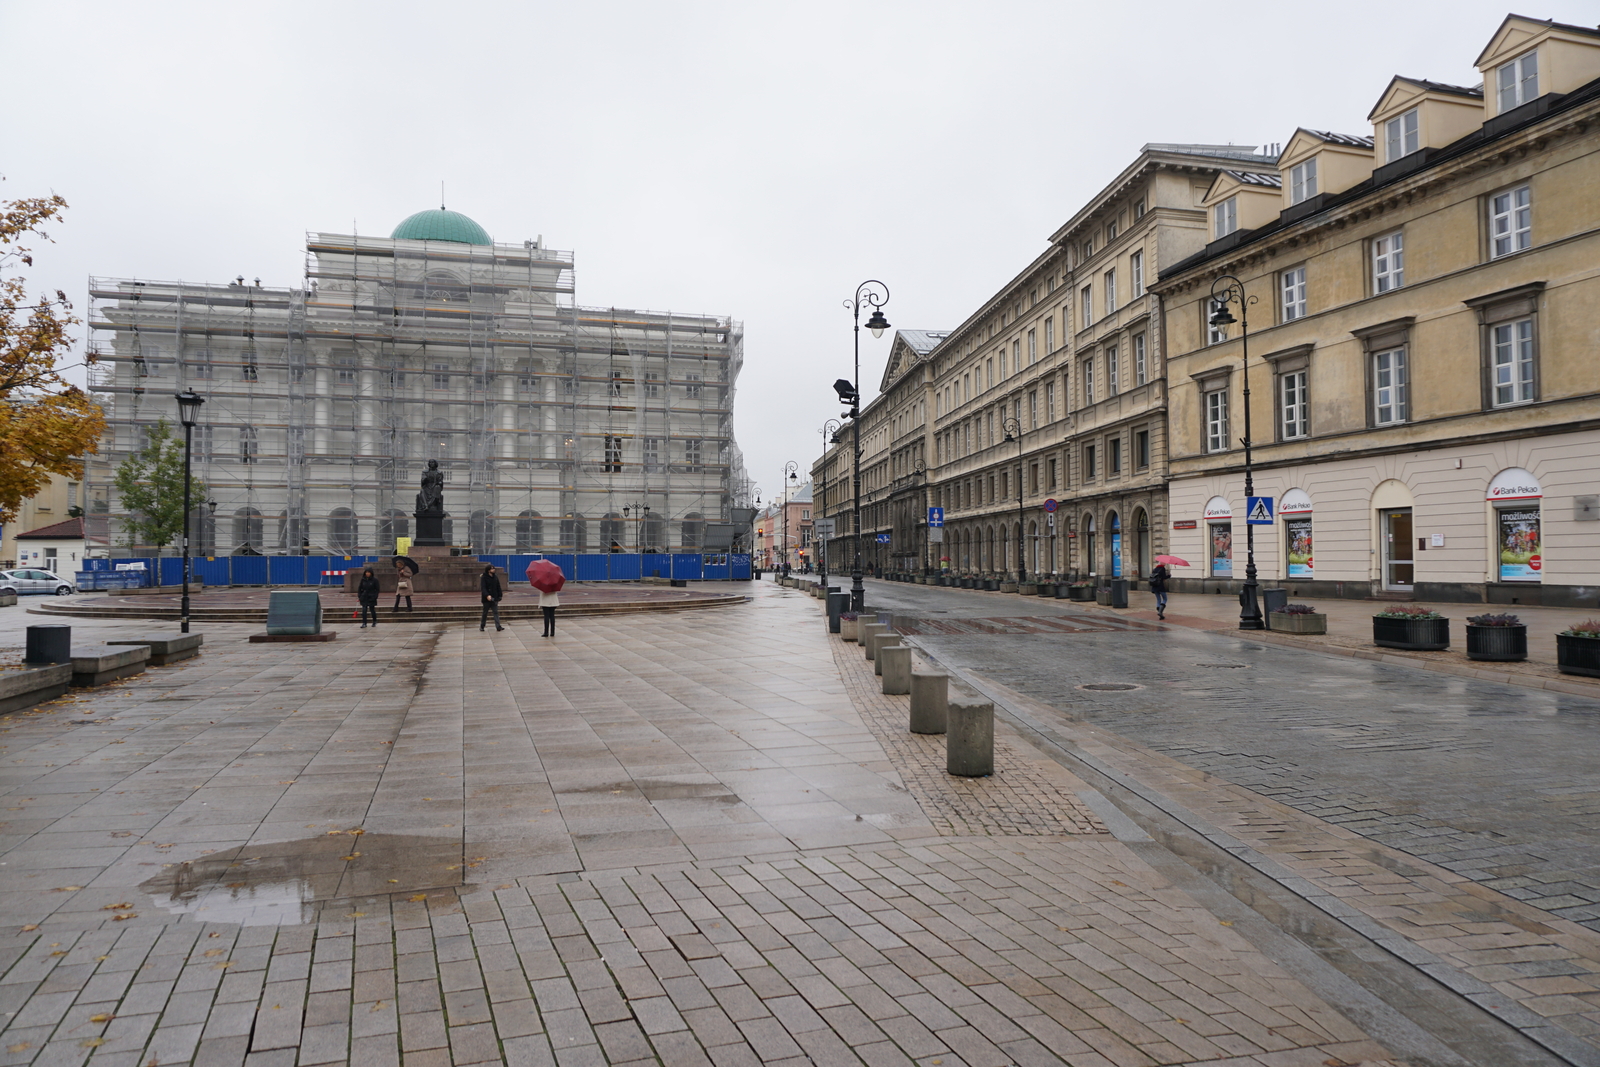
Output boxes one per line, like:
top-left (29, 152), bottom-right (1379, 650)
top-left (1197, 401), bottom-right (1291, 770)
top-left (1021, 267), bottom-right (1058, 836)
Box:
top-left (414, 512), bottom-right (447, 547)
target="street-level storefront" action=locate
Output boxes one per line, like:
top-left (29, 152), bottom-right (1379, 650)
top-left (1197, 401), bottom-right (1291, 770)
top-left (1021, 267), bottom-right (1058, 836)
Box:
top-left (1164, 433), bottom-right (1600, 606)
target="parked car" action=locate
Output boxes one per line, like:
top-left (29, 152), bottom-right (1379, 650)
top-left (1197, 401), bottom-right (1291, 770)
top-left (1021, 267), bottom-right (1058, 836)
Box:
top-left (0, 569), bottom-right (76, 596)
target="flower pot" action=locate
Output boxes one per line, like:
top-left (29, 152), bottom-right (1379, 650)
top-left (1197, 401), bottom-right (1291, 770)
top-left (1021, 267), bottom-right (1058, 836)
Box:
top-left (1054, 583), bottom-right (1071, 599)
top-left (1000, 581), bottom-right (1019, 593)
top-left (1095, 587), bottom-right (1112, 606)
top-left (1557, 633), bottom-right (1600, 677)
top-left (985, 579), bottom-right (1000, 591)
top-left (959, 577), bottom-right (974, 589)
top-left (1018, 583), bottom-right (1037, 596)
top-left (1270, 612), bottom-right (1327, 635)
top-left (1373, 615), bottom-right (1450, 651)
top-left (1069, 585), bottom-right (1095, 602)
top-left (1465, 624), bottom-right (1527, 662)
top-left (840, 618), bottom-right (858, 642)
top-left (1035, 582), bottom-right (1052, 596)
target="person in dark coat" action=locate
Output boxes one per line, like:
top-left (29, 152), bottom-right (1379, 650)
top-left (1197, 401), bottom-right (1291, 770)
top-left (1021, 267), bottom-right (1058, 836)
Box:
top-left (1149, 563), bottom-right (1170, 620)
top-left (479, 565), bottom-right (504, 632)
top-left (357, 568), bottom-right (381, 629)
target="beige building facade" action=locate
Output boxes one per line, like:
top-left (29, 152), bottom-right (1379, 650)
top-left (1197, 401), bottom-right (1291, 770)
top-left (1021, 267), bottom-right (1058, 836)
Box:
top-left (1156, 15), bottom-right (1600, 606)
top-left (0, 472), bottom-right (83, 571)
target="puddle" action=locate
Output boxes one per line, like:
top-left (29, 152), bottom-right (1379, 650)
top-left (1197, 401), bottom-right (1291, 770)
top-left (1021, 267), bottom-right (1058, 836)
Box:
top-left (139, 832), bottom-right (468, 925)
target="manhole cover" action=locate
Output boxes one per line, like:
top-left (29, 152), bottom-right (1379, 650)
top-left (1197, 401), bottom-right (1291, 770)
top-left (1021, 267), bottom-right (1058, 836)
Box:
top-left (1078, 683), bottom-right (1144, 692)
top-left (1195, 662), bottom-right (1249, 669)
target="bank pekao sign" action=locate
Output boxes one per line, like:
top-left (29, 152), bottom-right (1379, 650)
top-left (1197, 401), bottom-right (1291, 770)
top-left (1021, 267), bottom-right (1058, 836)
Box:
top-left (1486, 467), bottom-right (1541, 502)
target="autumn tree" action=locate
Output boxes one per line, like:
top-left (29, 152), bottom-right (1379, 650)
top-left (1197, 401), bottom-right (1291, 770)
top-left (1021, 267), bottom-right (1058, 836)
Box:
top-left (113, 418), bottom-right (205, 552)
top-left (0, 184), bottom-right (105, 524)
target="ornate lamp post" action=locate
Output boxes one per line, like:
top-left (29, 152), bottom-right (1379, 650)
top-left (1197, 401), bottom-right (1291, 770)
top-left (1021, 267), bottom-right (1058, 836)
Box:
top-left (174, 390), bottom-right (205, 634)
top-left (780, 461), bottom-right (798, 575)
top-left (819, 419), bottom-right (841, 589)
top-left (837, 280), bottom-right (890, 613)
top-left (1209, 275), bottom-right (1263, 630)
top-left (623, 501), bottom-right (650, 579)
top-left (1001, 417), bottom-right (1026, 583)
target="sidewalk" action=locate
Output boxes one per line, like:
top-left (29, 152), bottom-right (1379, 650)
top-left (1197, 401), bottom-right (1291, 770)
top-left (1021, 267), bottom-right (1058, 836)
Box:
top-left (0, 584), bottom-right (1402, 1066)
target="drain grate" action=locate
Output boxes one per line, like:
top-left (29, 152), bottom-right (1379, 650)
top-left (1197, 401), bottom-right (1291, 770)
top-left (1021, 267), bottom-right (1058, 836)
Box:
top-left (1195, 662), bottom-right (1249, 669)
top-left (1079, 683), bottom-right (1143, 692)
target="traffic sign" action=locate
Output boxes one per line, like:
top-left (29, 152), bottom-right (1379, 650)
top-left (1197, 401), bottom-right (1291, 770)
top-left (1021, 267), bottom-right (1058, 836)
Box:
top-left (927, 507), bottom-right (944, 528)
top-left (1043, 498), bottom-right (1059, 513)
top-left (1246, 496), bottom-right (1275, 525)
top-left (875, 533), bottom-right (891, 544)
top-left (813, 519), bottom-right (835, 538)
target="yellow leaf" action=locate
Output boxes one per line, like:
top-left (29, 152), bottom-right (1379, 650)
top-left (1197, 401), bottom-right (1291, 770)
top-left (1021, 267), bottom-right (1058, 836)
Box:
top-left (111, 913), bottom-right (135, 921)
top-left (80, 1038), bottom-right (105, 1048)
top-left (409, 894), bottom-right (427, 902)
top-left (53, 886), bottom-right (83, 892)
top-left (89, 1013), bottom-right (113, 1023)
top-left (102, 902), bottom-right (132, 910)
top-left (340, 853), bottom-right (361, 861)
top-left (7, 1044), bottom-right (29, 1054)
top-left (20, 924), bottom-right (37, 931)
top-left (203, 949), bottom-right (224, 957)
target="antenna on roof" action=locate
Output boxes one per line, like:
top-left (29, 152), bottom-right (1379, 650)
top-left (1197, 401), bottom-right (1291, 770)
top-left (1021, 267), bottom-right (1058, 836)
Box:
top-left (440, 181), bottom-right (446, 211)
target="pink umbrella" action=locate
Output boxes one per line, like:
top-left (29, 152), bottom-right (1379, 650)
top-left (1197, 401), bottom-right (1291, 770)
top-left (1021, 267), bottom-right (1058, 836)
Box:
top-left (1154, 554), bottom-right (1190, 567)
top-left (526, 558), bottom-right (566, 594)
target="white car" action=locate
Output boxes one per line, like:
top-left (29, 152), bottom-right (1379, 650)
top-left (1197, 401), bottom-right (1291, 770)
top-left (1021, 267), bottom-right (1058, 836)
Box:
top-left (0, 569), bottom-right (76, 596)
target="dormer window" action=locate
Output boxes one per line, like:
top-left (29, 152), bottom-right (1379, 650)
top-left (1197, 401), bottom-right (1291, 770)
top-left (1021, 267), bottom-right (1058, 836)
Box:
top-left (1213, 197), bottom-right (1238, 239)
top-left (1289, 159), bottom-right (1318, 204)
top-left (1385, 108), bottom-right (1419, 161)
top-left (1497, 50), bottom-right (1538, 113)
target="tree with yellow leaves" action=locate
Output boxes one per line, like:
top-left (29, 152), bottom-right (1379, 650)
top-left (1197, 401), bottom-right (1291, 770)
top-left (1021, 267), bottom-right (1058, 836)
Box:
top-left (0, 184), bottom-right (105, 525)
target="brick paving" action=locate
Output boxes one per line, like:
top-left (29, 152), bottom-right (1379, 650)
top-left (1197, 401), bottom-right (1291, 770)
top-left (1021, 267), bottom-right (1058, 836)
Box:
top-left (0, 584), bottom-right (1409, 1065)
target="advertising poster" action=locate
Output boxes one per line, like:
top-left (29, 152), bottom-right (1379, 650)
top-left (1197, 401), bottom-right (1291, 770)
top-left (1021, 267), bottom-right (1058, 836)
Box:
top-left (1210, 522), bottom-right (1233, 577)
top-left (1498, 508), bottom-right (1542, 582)
top-left (1111, 532), bottom-right (1122, 577)
top-left (1285, 517), bottom-right (1313, 578)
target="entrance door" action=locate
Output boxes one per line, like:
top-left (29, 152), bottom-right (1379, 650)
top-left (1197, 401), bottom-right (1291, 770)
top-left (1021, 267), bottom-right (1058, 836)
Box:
top-left (1382, 508), bottom-right (1414, 590)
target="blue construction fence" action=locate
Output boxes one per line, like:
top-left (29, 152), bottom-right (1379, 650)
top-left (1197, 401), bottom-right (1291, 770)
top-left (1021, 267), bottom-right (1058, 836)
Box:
top-left (78, 553), bottom-right (752, 588)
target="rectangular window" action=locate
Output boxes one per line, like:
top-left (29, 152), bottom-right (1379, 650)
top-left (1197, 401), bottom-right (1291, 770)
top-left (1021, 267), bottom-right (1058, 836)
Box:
top-left (1385, 108), bottom-right (1420, 161)
top-left (1373, 232), bottom-right (1404, 293)
top-left (1208, 309), bottom-right (1228, 346)
top-left (1104, 269), bottom-right (1116, 316)
top-left (642, 438), bottom-right (661, 470)
top-left (1133, 333), bottom-right (1147, 385)
top-left (1107, 219), bottom-right (1119, 241)
top-left (1290, 158), bottom-right (1318, 203)
top-left (1133, 197), bottom-right (1146, 219)
top-left (1280, 369), bottom-right (1309, 439)
top-left (1106, 345), bottom-right (1119, 395)
top-left (1490, 185), bottom-right (1532, 258)
top-left (239, 426), bottom-right (258, 464)
top-left (603, 435), bottom-right (623, 472)
top-left (1372, 348), bottom-right (1408, 425)
top-left (432, 362), bottom-right (451, 389)
top-left (1497, 50), bottom-right (1538, 113)
top-left (1082, 239), bottom-right (1093, 261)
top-left (1130, 250), bottom-right (1144, 298)
top-left (1492, 319), bottom-right (1535, 406)
top-left (188, 348), bottom-right (213, 379)
top-left (609, 371), bottom-right (624, 397)
top-left (1281, 266), bottom-right (1307, 321)
top-left (1084, 443), bottom-right (1097, 479)
top-left (1044, 317), bottom-right (1054, 352)
top-left (1028, 390), bottom-right (1037, 428)
top-left (1135, 429), bottom-right (1150, 469)
top-left (336, 357), bottom-right (356, 385)
top-left (1045, 381), bottom-right (1055, 421)
top-left (1011, 339), bottom-right (1021, 374)
top-left (1048, 457), bottom-right (1058, 489)
top-left (1029, 464), bottom-right (1039, 494)
top-left (1108, 438), bottom-right (1122, 474)
top-left (1214, 197), bottom-right (1238, 238)
top-left (1205, 389), bottom-right (1229, 452)
top-left (1080, 285), bottom-right (1093, 327)
top-left (1082, 358), bottom-right (1095, 406)
top-left (1027, 329), bottom-right (1036, 364)
top-left (684, 438), bottom-right (703, 468)
top-left (685, 373), bottom-right (702, 398)
top-left (643, 371), bottom-right (661, 398)
top-left (518, 373), bottom-right (537, 393)
top-left (242, 361), bottom-right (259, 382)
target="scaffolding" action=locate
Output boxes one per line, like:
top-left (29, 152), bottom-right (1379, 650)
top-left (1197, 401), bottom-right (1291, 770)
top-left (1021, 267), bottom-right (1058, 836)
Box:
top-left (85, 225), bottom-right (747, 557)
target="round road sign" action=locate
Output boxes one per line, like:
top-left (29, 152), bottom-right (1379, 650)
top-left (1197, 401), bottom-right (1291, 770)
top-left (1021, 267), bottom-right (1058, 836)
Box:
top-left (1043, 498), bottom-right (1059, 513)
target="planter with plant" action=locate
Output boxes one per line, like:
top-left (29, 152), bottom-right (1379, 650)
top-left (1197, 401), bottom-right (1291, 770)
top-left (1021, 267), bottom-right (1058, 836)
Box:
top-left (839, 613), bottom-right (859, 642)
top-left (1557, 619), bottom-right (1600, 677)
top-left (1069, 583), bottom-right (1095, 601)
top-left (1269, 603), bottom-right (1326, 635)
top-left (1465, 613), bottom-right (1527, 662)
top-left (1373, 605), bottom-right (1449, 650)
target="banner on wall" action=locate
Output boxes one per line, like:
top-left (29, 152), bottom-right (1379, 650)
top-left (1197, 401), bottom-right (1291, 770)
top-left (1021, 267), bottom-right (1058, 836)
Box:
top-left (1210, 522), bottom-right (1233, 577)
top-left (1285, 517), bottom-right (1313, 577)
top-left (1498, 508), bottom-right (1542, 582)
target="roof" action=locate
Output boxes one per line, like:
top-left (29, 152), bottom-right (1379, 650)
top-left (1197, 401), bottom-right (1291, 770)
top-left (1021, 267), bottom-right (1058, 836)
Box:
top-left (16, 517), bottom-right (83, 540)
top-left (390, 208), bottom-right (492, 245)
top-left (1411, 78), bottom-right (1484, 98)
top-left (1222, 170), bottom-right (1283, 188)
top-left (1476, 14), bottom-right (1600, 68)
top-left (1302, 130), bottom-right (1376, 148)
top-left (898, 330), bottom-right (950, 356)
top-left (1141, 142), bottom-right (1278, 161)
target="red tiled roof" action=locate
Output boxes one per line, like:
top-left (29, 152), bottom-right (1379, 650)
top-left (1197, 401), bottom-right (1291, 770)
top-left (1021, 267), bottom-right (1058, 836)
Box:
top-left (16, 517), bottom-right (83, 540)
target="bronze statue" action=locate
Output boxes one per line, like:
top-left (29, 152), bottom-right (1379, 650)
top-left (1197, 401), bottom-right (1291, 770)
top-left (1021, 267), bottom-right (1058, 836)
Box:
top-left (416, 459), bottom-right (444, 515)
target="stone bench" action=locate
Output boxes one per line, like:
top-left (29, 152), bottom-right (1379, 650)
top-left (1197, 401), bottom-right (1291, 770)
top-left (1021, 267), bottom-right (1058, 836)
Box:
top-left (105, 633), bottom-right (204, 666)
top-left (71, 644), bottom-right (149, 687)
top-left (0, 663), bottom-right (72, 715)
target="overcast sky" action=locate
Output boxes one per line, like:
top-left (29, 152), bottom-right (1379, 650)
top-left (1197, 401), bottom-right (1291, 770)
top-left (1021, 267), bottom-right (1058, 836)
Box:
top-left (7, 0), bottom-right (1593, 499)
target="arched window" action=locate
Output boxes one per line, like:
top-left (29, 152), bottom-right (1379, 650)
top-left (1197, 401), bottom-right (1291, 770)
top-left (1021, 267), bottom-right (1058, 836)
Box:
top-left (427, 418), bottom-right (451, 459)
top-left (681, 512), bottom-right (705, 551)
top-left (383, 418), bottom-right (408, 460)
top-left (328, 508), bottom-right (358, 553)
top-left (1028, 520), bottom-right (1039, 574)
top-left (469, 509), bottom-right (495, 554)
top-left (601, 512), bottom-right (625, 552)
top-left (233, 507), bottom-right (263, 554)
top-left (1082, 514), bottom-right (1097, 577)
top-left (1133, 508), bottom-right (1151, 578)
top-left (561, 514), bottom-right (587, 552)
top-left (379, 510), bottom-right (408, 552)
top-left (516, 511), bottom-right (543, 552)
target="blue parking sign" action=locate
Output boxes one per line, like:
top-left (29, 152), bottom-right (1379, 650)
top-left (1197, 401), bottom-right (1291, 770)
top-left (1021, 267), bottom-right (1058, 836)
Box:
top-left (928, 507), bottom-right (944, 528)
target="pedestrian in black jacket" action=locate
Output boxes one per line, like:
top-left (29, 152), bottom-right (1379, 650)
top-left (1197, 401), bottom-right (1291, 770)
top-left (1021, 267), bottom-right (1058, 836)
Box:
top-left (1149, 564), bottom-right (1170, 620)
top-left (357, 568), bottom-right (381, 629)
top-left (479, 565), bottom-right (504, 632)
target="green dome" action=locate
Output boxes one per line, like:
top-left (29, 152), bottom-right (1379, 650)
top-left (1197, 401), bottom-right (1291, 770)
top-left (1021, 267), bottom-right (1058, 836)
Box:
top-left (390, 208), bottom-right (491, 245)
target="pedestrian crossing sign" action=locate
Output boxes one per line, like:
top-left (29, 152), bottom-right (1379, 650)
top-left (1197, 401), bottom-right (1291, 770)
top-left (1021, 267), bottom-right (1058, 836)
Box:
top-left (1246, 496), bottom-right (1275, 524)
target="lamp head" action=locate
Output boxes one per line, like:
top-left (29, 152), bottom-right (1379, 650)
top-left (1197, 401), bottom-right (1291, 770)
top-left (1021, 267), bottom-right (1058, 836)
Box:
top-left (865, 308), bottom-right (890, 339)
top-left (174, 389), bottom-right (205, 427)
top-left (1209, 299), bottom-right (1236, 328)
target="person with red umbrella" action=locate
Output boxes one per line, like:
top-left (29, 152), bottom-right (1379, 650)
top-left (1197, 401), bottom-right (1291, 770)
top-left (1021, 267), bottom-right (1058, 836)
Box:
top-left (1150, 554), bottom-right (1189, 620)
top-left (527, 558), bottom-right (566, 637)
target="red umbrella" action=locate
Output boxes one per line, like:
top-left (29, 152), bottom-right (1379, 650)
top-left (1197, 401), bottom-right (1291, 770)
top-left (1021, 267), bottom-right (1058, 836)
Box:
top-left (527, 558), bottom-right (566, 594)
top-left (1154, 554), bottom-right (1190, 567)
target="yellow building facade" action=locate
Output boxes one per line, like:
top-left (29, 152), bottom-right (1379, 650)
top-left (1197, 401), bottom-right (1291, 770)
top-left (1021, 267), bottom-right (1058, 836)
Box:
top-left (1155, 15), bottom-right (1600, 606)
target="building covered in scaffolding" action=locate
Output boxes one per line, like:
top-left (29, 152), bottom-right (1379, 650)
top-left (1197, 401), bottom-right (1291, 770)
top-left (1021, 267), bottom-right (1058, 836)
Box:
top-left (85, 207), bottom-right (748, 557)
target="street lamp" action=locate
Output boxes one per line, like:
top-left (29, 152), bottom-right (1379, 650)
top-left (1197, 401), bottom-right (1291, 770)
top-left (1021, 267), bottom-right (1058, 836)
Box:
top-left (623, 501), bottom-right (650, 580)
top-left (1001, 417), bottom-right (1026, 584)
top-left (1209, 275), bottom-right (1263, 630)
top-left (780, 461), bottom-right (798, 575)
top-left (819, 419), bottom-right (841, 590)
top-left (840, 280), bottom-right (890, 613)
top-left (174, 389), bottom-right (205, 634)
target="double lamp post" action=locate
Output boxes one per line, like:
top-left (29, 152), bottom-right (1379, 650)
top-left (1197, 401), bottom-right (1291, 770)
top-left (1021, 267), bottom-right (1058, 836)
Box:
top-left (834, 281), bottom-right (890, 614)
top-left (1208, 275), bottom-right (1263, 631)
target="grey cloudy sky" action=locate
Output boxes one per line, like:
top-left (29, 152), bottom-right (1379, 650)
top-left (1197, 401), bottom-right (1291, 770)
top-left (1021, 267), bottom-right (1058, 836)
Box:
top-left (7, 0), bottom-right (1594, 496)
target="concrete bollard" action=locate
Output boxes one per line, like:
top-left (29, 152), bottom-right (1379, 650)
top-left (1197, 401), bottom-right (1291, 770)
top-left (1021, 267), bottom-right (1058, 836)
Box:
top-left (876, 612), bottom-right (894, 630)
top-left (909, 670), bottom-right (948, 733)
top-left (860, 623), bottom-right (888, 660)
top-left (873, 634), bottom-right (901, 675)
top-left (880, 645), bottom-right (911, 695)
top-left (946, 697), bottom-right (995, 777)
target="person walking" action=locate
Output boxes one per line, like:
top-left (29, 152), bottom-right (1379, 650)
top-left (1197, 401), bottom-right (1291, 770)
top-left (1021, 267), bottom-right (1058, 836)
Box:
top-left (393, 565), bottom-right (413, 613)
top-left (539, 585), bottom-right (559, 637)
top-left (1149, 562), bottom-right (1170, 620)
top-left (479, 564), bottom-right (504, 632)
top-left (357, 567), bottom-right (380, 629)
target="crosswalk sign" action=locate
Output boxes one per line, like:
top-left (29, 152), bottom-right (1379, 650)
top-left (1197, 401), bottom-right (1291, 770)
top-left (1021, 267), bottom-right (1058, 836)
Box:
top-left (1246, 496), bottom-right (1275, 525)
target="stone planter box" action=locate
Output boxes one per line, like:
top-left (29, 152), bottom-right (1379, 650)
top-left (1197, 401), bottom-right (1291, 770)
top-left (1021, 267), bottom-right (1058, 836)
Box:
top-left (1000, 582), bottom-right (1019, 593)
top-left (1465, 624), bottom-right (1527, 662)
top-left (1035, 583), bottom-right (1053, 596)
top-left (1069, 585), bottom-right (1095, 601)
top-left (840, 617), bottom-right (859, 642)
top-left (1373, 615), bottom-right (1450, 651)
top-left (1018, 583), bottom-right (1037, 595)
top-left (0, 592), bottom-right (15, 607)
top-left (1269, 612), bottom-right (1327, 635)
top-left (1054, 583), bottom-right (1071, 598)
top-left (984, 579), bottom-right (1000, 591)
top-left (1095, 588), bottom-right (1112, 606)
top-left (1557, 633), bottom-right (1600, 677)
top-left (0, 663), bottom-right (72, 715)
